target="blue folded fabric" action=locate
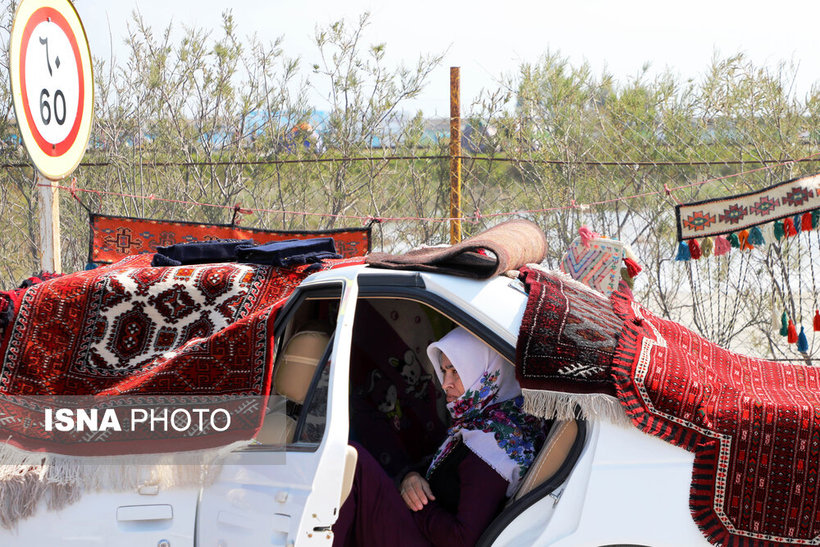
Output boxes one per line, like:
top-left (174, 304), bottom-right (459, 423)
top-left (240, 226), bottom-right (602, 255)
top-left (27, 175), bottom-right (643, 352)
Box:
top-left (152, 239), bottom-right (256, 267)
top-left (152, 253), bottom-right (183, 267)
top-left (236, 238), bottom-right (341, 267)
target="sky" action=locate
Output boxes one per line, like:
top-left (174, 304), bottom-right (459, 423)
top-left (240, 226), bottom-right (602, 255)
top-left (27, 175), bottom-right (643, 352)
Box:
top-left (71, 0), bottom-right (820, 117)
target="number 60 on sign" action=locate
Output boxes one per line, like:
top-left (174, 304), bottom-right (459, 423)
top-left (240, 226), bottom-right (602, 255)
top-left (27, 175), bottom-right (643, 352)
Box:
top-left (9, 0), bottom-right (93, 181)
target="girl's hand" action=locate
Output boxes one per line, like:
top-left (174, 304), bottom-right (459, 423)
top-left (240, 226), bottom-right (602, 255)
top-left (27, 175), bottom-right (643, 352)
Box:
top-left (399, 471), bottom-right (436, 511)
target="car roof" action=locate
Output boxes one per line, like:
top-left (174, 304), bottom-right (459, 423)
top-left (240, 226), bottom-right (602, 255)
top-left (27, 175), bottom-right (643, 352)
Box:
top-left (303, 264), bottom-right (528, 347)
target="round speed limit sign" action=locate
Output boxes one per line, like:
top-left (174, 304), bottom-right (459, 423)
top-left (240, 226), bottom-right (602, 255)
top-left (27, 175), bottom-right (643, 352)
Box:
top-left (9, 0), bottom-right (93, 181)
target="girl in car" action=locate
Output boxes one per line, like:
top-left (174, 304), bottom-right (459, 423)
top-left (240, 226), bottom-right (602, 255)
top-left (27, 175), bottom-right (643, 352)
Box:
top-left (333, 327), bottom-right (545, 546)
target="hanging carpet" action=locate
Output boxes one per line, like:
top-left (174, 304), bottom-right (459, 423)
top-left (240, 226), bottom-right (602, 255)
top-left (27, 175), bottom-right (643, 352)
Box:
top-left (0, 253), bottom-right (363, 456)
top-left (515, 265), bottom-right (621, 396)
top-left (514, 265), bottom-right (820, 545)
top-left (89, 213), bottom-right (372, 264)
top-left (610, 292), bottom-right (820, 546)
top-left (675, 171), bottom-right (820, 240)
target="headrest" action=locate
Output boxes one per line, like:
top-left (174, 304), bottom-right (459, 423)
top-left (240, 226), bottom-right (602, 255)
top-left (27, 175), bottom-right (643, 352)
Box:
top-left (274, 330), bottom-right (330, 404)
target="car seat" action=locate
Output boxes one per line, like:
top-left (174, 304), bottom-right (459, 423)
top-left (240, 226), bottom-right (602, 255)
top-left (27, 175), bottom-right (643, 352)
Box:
top-left (509, 419), bottom-right (579, 503)
top-left (256, 330), bottom-right (330, 445)
top-left (476, 419), bottom-right (585, 546)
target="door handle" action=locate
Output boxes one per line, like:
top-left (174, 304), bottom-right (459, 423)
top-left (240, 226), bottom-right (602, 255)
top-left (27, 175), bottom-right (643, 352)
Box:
top-left (117, 504), bottom-right (173, 521)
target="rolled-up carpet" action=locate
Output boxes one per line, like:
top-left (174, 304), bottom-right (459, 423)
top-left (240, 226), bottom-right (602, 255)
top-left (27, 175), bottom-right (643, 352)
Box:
top-left (365, 219), bottom-right (548, 279)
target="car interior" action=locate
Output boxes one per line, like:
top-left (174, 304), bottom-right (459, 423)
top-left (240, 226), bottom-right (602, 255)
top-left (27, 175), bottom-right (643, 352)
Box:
top-left (255, 288), bottom-right (587, 539)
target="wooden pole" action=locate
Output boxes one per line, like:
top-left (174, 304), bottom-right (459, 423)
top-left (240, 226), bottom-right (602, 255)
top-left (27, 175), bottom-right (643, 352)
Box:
top-left (449, 67), bottom-right (462, 244)
top-left (37, 171), bottom-right (62, 274)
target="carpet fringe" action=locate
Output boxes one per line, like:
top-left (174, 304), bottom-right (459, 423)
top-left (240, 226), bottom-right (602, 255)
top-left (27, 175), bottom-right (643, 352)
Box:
top-left (0, 440), bottom-right (248, 529)
top-left (522, 389), bottom-right (632, 427)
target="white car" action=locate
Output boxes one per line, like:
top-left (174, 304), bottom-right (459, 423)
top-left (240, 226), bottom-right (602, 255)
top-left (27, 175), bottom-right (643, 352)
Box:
top-left (0, 264), bottom-right (708, 546)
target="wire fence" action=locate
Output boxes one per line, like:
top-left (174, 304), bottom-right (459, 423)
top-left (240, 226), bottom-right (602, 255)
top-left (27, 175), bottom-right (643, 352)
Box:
top-left (0, 9), bottom-right (818, 362)
top-left (3, 149), bottom-right (820, 364)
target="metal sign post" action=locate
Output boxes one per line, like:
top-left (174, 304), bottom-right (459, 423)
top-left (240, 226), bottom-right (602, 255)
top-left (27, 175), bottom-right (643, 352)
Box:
top-left (449, 67), bottom-right (462, 244)
top-left (8, 0), bottom-right (94, 273)
top-left (36, 171), bottom-right (61, 272)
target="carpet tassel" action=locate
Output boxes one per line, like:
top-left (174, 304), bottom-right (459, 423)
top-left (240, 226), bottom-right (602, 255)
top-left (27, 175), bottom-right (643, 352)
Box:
top-left (700, 237), bottom-right (714, 258)
top-left (774, 220), bottom-right (785, 241)
top-left (748, 226), bottom-right (765, 246)
top-left (798, 326), bottom-right (809, 353)
top-left (624, 257), bottom-right (642, 278)
top-left (578, 225), bottom-right (600, 248)
top-left (784, 217), bottom-right (797, 238)
top-left (787, 319), bottom-right (798, 344)
top-left (802, 212), bottom-right (814, 232)
top-left (676, 241), bottom-right (691, 261)
top-left (688, 238), bottom-right (702, 260)
top-left (738, 230), bottom-right (754, 251)
top-left (714, 236), bottom-right (731, 256)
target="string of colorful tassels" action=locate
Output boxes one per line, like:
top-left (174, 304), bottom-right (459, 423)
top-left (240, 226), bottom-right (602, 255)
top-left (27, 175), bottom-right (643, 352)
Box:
top-left (772, 291), bottom-right (781, 334)
top-left (688, 244), bottom-right (711, 340)
top-left (796, 216), bottom-right (806, 353)
top-left (797, 227), bottom-right (806, 351)
top-left (784, 231), bottom-right (796, 344)
top-left (713, 235), bottom-right (730, 334)
top-left (775, 220), bottom-right (790, 342)
top-left (702, 237), bottom-right (716, 338)
top-left (811, 224), bottom-right (820, 333)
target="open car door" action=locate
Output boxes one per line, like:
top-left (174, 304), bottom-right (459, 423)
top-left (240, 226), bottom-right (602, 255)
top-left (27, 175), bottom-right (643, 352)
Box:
top-left (196, 274), bottom-right (359, 546)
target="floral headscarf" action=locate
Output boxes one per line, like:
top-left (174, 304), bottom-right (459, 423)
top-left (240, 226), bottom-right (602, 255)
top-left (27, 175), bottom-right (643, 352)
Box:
top-left (426, 327), bottom-right (545, 496)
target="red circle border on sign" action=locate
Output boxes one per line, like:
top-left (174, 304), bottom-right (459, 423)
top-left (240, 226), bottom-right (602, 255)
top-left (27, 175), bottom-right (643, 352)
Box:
top-left (18, 6), bottom-right (84, 158)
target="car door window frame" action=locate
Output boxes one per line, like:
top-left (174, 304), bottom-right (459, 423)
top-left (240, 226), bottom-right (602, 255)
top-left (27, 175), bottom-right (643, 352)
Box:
top-left (245, 283), bottom-right (343, 452)
top-left (356, 281), bottom-right (515, 363)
